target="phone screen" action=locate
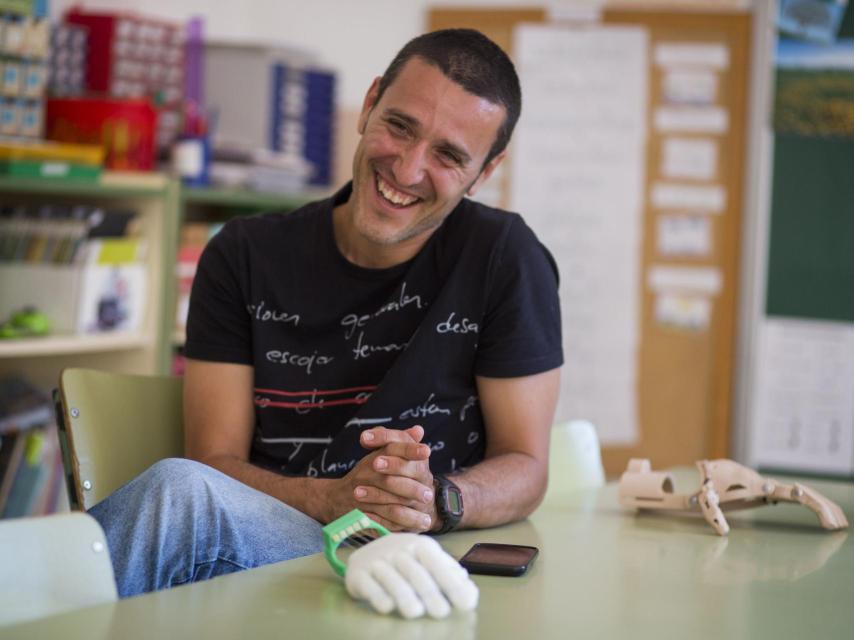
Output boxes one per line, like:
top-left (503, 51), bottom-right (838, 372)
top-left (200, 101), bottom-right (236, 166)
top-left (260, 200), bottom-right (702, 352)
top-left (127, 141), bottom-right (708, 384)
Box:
top-left (459, 543), bottom-right (539, 576)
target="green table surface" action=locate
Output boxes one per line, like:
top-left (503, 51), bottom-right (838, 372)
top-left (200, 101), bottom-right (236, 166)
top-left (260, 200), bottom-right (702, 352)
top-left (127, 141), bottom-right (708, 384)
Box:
top-left (5, 470), bottom-right (853, 639)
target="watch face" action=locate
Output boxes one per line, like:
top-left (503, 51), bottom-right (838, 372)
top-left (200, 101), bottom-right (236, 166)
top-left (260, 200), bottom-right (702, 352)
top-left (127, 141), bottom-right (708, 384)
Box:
top-left (446, 486), bottom-right (463, 516)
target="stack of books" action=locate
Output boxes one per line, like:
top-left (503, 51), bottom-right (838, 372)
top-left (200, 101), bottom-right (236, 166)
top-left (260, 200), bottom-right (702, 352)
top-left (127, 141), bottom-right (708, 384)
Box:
top-left (174, 222), bottom-right (221, 336)
top-left (270, 64), bottom-right (335, 187)
top-left (0, 140), bottom-right (104, 181)
top-left (0, 206), bottom-right (147, 336)
top-left (0, 375), bottom-right (67, 519)
top-left (0, 204), bottom-right (134, 265)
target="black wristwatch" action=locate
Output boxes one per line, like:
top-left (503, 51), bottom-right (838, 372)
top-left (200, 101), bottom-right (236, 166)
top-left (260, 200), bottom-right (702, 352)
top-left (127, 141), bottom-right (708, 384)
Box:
top-left (433, 474), bottom-right (464, 534)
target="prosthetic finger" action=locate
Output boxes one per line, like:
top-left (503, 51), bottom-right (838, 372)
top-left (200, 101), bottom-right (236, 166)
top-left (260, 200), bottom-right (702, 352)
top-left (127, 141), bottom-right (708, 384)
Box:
top-left (416, 539), bottom-right (479, 612)
top-left (698, 479), bottom-right (730, 536)
top-left (767, 482), bottom-right (849, 531)
top-left (393, 551), bottom-right (451, 619)
top-left (346, 570), bottom-right (394, 615)
top-left (372, 559), bottom-right (425, 619)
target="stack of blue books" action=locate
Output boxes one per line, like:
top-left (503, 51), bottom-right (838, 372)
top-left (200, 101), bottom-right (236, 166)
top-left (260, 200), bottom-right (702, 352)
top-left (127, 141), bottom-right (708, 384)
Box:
top-left (270, 64), bottom-right (335, 187)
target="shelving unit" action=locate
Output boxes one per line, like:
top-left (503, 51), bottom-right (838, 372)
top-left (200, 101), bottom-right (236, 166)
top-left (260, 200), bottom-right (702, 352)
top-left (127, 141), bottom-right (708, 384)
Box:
top-left (0, 173), bottom-right (327, 387)
top-left (0, 172), bottom-right (179, 389)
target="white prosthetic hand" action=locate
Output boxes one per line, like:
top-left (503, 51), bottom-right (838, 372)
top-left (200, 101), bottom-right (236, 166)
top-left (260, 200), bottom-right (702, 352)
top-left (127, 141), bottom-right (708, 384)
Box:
top-left (345, 533), bottom-right (479, 619)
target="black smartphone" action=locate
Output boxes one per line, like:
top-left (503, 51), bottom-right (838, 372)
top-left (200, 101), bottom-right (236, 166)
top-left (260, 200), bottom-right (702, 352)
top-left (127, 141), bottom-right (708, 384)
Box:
top-left (459, 543), bottom-right (539, 577)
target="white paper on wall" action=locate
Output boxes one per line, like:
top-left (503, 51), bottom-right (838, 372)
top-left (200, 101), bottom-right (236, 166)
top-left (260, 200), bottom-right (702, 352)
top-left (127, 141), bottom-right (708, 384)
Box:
top-left (661, 137), bottom-right (718, 180)
top-left (657, 214), bottom-right (712, 257)
top-left (652, 182), bottom-right (727, 213)
top-left (654, 42), bottom-right (730, 69)
top-left (655, 106), bottom-right (729, 133)
top-left (750, 317), bottom-right (854, 476)
top-left (655, 293), bottom-right (711, 331)
top-left (648, 265), bottom-right (722, 295)
top-left (662, 70), bottom-right (719, 106)
top-left (511, 24), bottom-right (648, 446)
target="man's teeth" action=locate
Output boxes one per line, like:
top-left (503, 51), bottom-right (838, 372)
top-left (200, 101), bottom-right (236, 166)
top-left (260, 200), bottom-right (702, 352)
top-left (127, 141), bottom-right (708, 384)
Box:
top-left (377, 176), bottom-right (418, 206)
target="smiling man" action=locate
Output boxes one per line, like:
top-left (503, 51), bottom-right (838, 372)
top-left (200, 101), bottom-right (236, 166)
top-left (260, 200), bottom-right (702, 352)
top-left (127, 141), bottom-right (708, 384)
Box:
top-left (89, 29), bottom-right (563, 598)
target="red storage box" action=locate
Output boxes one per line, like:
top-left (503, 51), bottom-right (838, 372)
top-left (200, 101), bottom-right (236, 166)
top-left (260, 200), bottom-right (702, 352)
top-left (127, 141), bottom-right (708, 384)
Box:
top-left (46, 97), bottom-right (157, 170)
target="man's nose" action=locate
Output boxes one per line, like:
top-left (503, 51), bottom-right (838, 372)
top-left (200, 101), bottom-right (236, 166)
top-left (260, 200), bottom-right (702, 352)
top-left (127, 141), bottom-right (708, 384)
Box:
top-left (393, 141), bottom-right (428, 187)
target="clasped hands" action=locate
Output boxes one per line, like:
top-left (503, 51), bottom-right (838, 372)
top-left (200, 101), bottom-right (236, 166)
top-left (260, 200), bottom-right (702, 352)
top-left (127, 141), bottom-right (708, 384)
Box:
top-left (330, 425), bottom-right (439, 533)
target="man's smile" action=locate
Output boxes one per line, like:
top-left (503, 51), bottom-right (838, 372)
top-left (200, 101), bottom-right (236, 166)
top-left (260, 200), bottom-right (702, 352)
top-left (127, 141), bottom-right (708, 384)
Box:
top-left (375, 173), bottom-right (422, 208)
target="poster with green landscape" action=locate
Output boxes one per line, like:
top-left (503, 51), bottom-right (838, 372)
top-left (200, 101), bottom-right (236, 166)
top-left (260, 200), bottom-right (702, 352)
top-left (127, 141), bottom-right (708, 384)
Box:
top-left (767, 2), bottom-right (854, 322)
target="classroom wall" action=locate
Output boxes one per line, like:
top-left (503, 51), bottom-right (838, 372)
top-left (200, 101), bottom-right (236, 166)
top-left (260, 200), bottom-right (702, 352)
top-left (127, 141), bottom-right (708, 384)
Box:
top-left (51, 1), bottom-right (750, 108)
top-left (50, 0), bottom-right (542, 108)
top-left (51, 0), bottom-right (755, 187)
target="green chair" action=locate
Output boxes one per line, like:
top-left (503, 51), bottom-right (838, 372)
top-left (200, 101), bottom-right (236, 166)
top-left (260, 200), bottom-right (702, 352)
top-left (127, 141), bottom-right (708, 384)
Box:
top-left (54, 368), bottom-right (184, 511)
top-left (544, 420), bottom-right (606, 503)
top-left (0, 512), bottom-right (117, 626)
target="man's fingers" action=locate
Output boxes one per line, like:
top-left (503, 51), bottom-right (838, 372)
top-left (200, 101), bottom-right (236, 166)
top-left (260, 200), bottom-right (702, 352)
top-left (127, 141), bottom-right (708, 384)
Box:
top-left (361, 511), bottom-right (403, 532)
top-left (360, 425), bottom-right (424, 449)
top-left (354, 479), bottom-right (433, 506)
top-left (383, 441), bottom-right (431, 461)
top-left (362, 504), bottom-right (433, 532)
top-left (404, 425), bottom-right (424, 442)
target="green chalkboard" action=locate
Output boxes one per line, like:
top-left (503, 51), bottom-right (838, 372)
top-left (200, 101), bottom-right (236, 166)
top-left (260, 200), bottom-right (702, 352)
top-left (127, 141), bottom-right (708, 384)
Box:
top-left (766, 133), bottom-right (854, 322)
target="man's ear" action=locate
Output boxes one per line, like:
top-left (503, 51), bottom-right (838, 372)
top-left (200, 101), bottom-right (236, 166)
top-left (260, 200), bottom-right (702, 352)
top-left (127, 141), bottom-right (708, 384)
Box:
top-left (358, 77), bottom-right (382, 135)
top-left (466, 150), bottom-right (507, 197)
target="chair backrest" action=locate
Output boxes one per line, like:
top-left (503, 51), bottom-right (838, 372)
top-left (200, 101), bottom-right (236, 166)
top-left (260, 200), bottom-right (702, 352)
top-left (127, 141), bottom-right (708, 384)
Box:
top-left (55, 368), bottom-right (184, 511)
top-left (545, 420), bottom-right (606, 502)
top-left (0, 512), bottom-right (117, 626)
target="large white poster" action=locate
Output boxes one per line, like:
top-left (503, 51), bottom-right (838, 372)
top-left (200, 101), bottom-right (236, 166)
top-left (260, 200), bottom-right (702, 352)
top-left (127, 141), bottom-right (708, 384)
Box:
top-left (510, 25), bottom-right (648, 445)
top-left (750, 317), bottom-right (854, 476)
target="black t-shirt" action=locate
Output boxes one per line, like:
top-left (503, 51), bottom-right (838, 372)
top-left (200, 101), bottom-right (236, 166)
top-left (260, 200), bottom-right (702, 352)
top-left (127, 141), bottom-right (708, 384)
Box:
top-left (185, 183), bottom-right (562, 477)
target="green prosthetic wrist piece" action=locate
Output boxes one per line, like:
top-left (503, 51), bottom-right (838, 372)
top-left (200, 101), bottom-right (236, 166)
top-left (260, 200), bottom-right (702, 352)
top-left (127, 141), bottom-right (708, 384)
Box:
top-left (322, 509), bottom-right (390, 577)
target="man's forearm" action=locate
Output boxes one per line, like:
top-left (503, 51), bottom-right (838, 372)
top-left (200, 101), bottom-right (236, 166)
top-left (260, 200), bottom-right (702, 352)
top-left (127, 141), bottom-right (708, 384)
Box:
top-left (196, 453), bottom-right (336, 523)
top-left (451, 452), bottom-right (548, 529)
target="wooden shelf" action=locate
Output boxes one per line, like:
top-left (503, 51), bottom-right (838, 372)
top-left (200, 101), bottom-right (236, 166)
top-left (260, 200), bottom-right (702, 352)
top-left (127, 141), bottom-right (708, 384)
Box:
top-left (181, 185), bottom-right (326, 211)
top-left (0, 332), bottom-right (152, 358)
top-left (0, 171), bottom-right (170, 199)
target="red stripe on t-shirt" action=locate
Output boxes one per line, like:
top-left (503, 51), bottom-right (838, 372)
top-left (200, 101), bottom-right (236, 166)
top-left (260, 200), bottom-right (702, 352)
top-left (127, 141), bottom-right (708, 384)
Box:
top-left (254, 385), bottom-right (377, 397)
top-left (255, 396), bottom-right (370, 409)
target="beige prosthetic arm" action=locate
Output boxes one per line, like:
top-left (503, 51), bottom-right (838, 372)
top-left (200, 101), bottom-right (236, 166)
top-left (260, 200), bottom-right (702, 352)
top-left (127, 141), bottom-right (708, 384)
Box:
top-left (618, 458), bottom-right (849, 536)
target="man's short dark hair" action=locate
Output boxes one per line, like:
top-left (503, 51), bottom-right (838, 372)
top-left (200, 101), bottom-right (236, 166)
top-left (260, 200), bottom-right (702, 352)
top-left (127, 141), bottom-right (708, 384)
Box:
top-left (376, 28), bottom-right (522, 167)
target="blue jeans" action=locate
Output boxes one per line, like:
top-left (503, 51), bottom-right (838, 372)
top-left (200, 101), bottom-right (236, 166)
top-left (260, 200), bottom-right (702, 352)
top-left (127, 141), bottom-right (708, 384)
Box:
top-left (88, 458), bottom-right (324, 598)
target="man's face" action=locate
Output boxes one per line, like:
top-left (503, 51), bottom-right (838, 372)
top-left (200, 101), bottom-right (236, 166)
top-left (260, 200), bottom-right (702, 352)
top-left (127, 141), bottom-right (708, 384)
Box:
top-left (347, 57), bottom-right (506, 254)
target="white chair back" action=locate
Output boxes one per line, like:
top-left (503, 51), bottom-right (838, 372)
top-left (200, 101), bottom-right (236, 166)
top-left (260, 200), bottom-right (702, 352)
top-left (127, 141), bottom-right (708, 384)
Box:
top-left (0, 512), bottom-right (117, 626)
top-left (545, 420), bottom-right (605, 501)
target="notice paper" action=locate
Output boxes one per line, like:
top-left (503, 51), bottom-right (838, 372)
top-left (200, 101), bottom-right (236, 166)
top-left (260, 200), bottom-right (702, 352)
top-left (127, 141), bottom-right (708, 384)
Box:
top-left (662, 70), bottom-right (719, 106)
top-left (652, 182), bottom-right (726, 213)
top-left (511, 24), bottom-right (648, 446)
top-left (655, 293), bottom-right (711, 331)
top-left (661, 137), bottom-right (718, 180)
top-left (657, 214), bottom-right (711, 257)
top-left (648, 265), bottom-right (722, 295)
top-left (654, 42), bottom-right (730, 69)
top-left (750, 317), bottom-right (854, 476)
top-left (655, 106), bottom-right (729, 133)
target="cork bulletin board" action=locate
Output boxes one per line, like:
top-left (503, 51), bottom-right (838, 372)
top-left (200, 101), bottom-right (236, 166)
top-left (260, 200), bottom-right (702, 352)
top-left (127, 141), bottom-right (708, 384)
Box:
top-left (429, 7), bottom-right (752, 475)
